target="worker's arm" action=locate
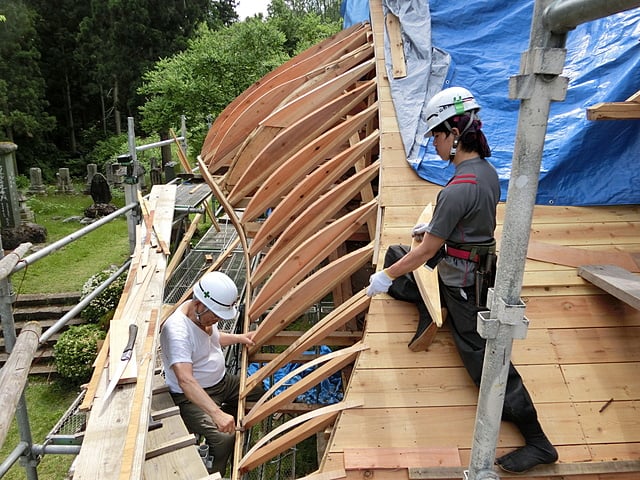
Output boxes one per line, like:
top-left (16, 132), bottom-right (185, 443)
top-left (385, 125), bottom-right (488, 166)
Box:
top-left (384, 233), bottom-right (445, 279)
top-left (219, 330), bottom-right (256, 347)
top-left (171, 362), bottom-right (236, 433)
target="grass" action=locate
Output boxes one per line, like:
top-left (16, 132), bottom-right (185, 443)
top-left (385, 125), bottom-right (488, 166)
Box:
top-left (0, 378), bottom-right (79, 479)
top-left (14, 186), bottom-right (130, 294)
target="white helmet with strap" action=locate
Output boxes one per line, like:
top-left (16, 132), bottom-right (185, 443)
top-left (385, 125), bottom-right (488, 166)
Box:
top-left (193, 271), bottom-right (238, 320)
top-left (424, 86), bottom-right (481, 136)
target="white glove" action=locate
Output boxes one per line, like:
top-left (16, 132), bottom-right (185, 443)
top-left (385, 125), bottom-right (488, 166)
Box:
top-left (366, 270), bottom-right (394, 296)
top-left (412, 223), bottom-right (430, 238)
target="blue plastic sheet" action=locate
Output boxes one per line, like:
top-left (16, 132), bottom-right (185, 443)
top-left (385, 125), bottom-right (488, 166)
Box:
top-left (343, 0), bottom-right (640, 206)
top-left (248, 346), bottom-right (344, 405)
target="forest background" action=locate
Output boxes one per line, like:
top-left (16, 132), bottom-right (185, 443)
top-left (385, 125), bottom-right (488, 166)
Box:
top-left (0, 0), bottom-right (343, 181)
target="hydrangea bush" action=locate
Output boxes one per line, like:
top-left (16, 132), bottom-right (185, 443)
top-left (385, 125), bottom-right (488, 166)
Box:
top-left (80, 265), bottom-right (126, 326)
top-left (54, 324), bottom-right (106, 384)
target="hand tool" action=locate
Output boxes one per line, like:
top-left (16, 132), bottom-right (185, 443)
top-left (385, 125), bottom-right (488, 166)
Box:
top-left (100, 323), bottom-right (138, 414)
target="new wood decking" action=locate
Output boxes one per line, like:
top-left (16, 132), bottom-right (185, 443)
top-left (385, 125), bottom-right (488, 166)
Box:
top-left (310, 1), bottom-right (640, 479)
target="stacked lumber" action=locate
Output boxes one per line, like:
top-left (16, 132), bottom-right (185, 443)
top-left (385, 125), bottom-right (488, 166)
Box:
top-left (72, 185), bottom-right (210, 479)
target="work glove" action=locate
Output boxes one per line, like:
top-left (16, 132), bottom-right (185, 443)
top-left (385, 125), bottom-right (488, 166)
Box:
top-left (366, 270), bottom-right (394, 296)
top-left (412, 222), bottom-right (429, 238)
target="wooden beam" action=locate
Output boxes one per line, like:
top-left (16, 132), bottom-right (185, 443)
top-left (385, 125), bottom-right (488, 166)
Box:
top-left (385, 12), bottom-right (407, 78)
top-left (578, 264), bottom-right (640, 310)
top-left (244, 291), bottom-right (369, 394)
top-left (249, 243), bottom-right (373, 352)
top-left (144, 434), bottom-right (196, 461)
top-left (587, 101), bottom-right (640, 120)
top-left (243, 343), bottom-right (368, 428)
top-left (249, 200), bottom-right (376, 319)
top-left (249, 130), bottom-right (379, 256)
top-left (409, 460), bottom-right (640, 478)
top-left (0, 322), bottom-right (41, 447)
top-left (238, 401), bottom-right (362, 473)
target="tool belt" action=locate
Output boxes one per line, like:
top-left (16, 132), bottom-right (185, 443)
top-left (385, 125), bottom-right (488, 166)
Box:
top-left (445, 240), bottom-right (497, 308)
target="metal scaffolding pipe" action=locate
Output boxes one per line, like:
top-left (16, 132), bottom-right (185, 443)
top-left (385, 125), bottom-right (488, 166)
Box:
top-left (38, 259), bottom-right (131, 344)
top-left (11, 202), bottom-right (137, 274)
top-left (544, 0), bottom-right (640, 33)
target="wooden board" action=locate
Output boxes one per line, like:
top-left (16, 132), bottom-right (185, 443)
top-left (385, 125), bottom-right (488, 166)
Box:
top-left (242, 99), bottom-right (378, 222)
top-left (343, 447), bottom-right (461, 469)
top-left (410, 203), bottom-right (443, 327)
top-left (249, 200), bottom-right (376, 319)
top-left (251, 160), bottom-right (379, 285)
top-left (250, 243), bottom-right (374, 351)
top-left (244, 290), bottom-right (370, 394)
top-left (249, 130), bottom-right (379, 255)
top-left (527, 240), bottom-right (639, 272)
top-left (578, 264), bottom-right (640, 310)
top-left (228, 80), bottom-right (378, 205)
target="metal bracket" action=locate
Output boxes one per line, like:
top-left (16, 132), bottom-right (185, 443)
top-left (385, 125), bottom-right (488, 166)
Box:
top-left (477, 288), bottom-right (529, 339)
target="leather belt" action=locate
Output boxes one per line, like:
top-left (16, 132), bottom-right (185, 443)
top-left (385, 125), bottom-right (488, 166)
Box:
top-left (445, 245), bottom-right (480, 263)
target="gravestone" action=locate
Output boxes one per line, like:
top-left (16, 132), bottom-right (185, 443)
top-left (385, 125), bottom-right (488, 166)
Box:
top-left (0, 142), bottom-right (47, 248)
top-left (85, 163), bottom-right (98, 194)
top-left (84, 173), bottom-right (116, 218)
top-left (56, 167), bottom-right (74, 194)
top-left (28, 167), bottom-right (46, 195)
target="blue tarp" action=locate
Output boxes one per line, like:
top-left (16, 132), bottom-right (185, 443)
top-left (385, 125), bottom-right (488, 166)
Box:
top-left (341, 0), bottom-right (640, 206)
top-left (248, 346), bottom-right (344, 405)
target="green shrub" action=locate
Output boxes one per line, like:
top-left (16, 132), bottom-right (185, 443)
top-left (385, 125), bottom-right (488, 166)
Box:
top-left (54, 324), bottom-right (106, 384)
top-left (80, 266), bottom-right (126, 326)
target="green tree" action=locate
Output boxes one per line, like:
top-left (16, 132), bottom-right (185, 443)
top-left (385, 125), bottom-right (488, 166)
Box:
top-left (138, 19), bottom-right (290, 155)
top-left (267, 0), bottom-right (342, 55)
top-left (0, 1), bottom-right (55, 153)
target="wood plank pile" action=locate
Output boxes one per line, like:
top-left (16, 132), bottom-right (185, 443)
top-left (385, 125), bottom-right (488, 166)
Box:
top-left (71, 185), bottom-right (213, 479)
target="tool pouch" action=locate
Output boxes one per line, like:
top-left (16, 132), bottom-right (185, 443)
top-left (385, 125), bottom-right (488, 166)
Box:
top-left (425, 246), bottom-right (446, 270)
top-left (475, 252), bottom-right (497, 308)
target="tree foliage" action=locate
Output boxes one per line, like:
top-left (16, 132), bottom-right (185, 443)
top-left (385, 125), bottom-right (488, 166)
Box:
top-left (0, 1), bottom-right (55, 144)
top-left (0, 0), bottom-right (343, 176)
top-left (138, 19), bottom-right (290, 152)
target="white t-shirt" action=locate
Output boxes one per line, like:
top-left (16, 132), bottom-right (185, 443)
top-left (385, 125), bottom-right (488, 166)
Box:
top-left (160, 303), bottom-right (226, 393)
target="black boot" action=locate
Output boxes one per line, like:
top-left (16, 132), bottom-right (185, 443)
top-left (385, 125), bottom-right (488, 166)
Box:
top-left (408, 302), bottom-right (437, 351)
top-left (496, 421), bottom-right (558, 473)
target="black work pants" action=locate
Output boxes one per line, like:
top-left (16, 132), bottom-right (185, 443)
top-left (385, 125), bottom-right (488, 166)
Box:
top-left (384, 245), bottom-right (538, 427)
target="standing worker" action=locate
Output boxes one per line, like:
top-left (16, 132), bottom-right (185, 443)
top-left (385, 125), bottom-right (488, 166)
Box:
top-left (160, 271), bottom-right (263, 475)
top-left (366, 87), bottom-right (558, 473)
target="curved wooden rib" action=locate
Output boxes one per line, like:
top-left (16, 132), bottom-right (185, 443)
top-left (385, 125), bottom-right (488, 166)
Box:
top-left (228, 79), bottom-right (378, 205)
top-left (411, 203), bottom-right (443, 327)
top-left (249, 200), bottom-right (377, 320)
top-left (202, 22), bottom-right (370, 171)
top-left (243, 100), bottom-right (378, 222)
top-left (262, 57), bottom-right (375, 130)
top-left (244, 290), bottom-right (370, 394)
top-left (238, 401), bottom-right (362, 473)
top-left (243, 342), bottom-right (368, 428)
top-left (249, 243), bottom-right (374, 353)
top-left (249, 130), bottom-right (380, 256)
top-left (251, 161), bottom-right (380, 286)
top-left (223, 45), bottom-right (374, 190)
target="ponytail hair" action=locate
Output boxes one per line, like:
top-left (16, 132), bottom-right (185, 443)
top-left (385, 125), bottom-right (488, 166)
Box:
top-left (433, 112), bottom-right (492, 159)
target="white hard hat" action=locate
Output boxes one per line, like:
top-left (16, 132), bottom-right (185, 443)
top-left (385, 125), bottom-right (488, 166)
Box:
top-left (424, 86), bottom-right (481, 136)
top-left (193, 271), bottom-right (238, 320)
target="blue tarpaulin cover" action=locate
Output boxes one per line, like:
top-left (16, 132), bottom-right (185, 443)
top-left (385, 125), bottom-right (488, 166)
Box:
top-left (341, 0), bottom-right (640, 206)
top-left (248, 346), bottom-right (344, 405)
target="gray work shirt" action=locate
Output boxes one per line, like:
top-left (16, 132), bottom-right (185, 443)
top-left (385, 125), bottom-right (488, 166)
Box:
top-left (425, 157), bottom-right (500, 287)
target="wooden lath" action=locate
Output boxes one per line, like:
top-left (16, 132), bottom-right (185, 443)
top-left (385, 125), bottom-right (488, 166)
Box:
top-left (587, 90), bottom-right (640, 120)
top-left (73, 185), bottom-right (176, 480)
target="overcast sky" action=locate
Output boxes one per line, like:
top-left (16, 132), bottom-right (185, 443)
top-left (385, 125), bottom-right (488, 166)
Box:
top-left (236, 0), bottom-right (270, 20)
